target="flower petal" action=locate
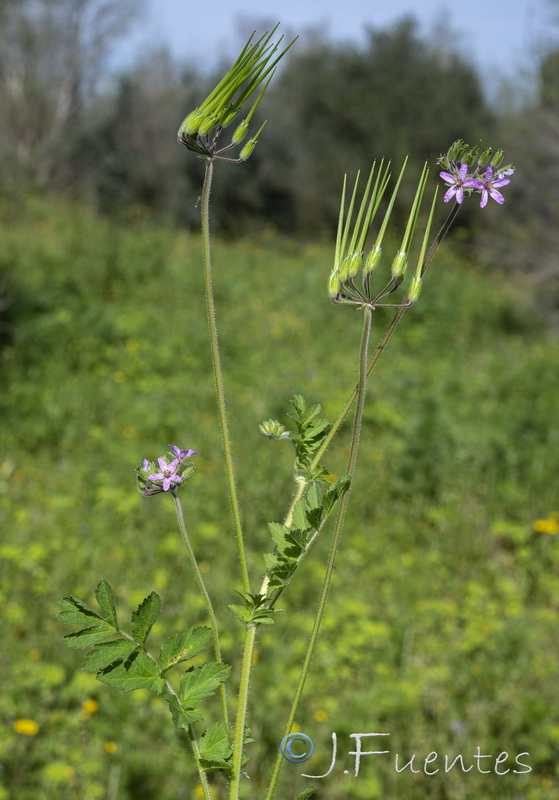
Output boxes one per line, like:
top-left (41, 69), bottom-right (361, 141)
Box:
top-left (157, 457), bottom-right (168, 471)
top-left (488, 188), bottom-right (505, 204)
top-left (439, 171), bottom-right (456, 184)
top-left (443, 185), bottom-right (457, 203)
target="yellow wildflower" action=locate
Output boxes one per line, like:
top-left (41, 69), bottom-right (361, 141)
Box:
top-left (104, 741), bottom-right (118, 754)
top-left (13, 719), bottom-right (39, 736)
top-left (533, 518), bottom-right (559, 535)
top-left (81, 699), bottom-right (99, 717)
top-left (314, 710), bottom-right (328, 722)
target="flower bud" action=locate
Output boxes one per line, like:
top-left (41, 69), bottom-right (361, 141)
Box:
top-left (328, 270), bottom-right (341, 298)
top-left (491, 149), bottom-right (504, 168)
top-left (448, 139), bottom-right (468, 163)
top-left (364, 244), bottom-right (381, 273)
top-left (232, 120), bottom-right (249, 145)
top-left (478, 147), bottom-right (492, 167)
top-left (408, 275), bottom-right (422, 303)
top-left (239, 138), bottom-right (257, 161)
top-left (178, 109), bottom-right (204, 137)
top-left (391, 250), bottom-right (407, 279)
top-left (343, 251), bottom-right (363, 281)
top-left (198, 113), bottom-right (221, 136)
top-left (259, 419), bottom-right (289, 439)
top-left (220, 105), bottom-right (240, 127)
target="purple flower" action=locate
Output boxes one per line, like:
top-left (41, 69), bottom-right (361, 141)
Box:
top-left (439, 163), bottom-right (479, 204)
top-left (168, 444), bottom-right (199, 459)
top-left (142, 458), bottom-right (151, 472)
top-left (149, 457), bottom-right (183, 492)
top-left (477, 166), bottom-right (511, 208)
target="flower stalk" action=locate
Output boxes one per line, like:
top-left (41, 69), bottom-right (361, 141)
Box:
top-left (172, 492), bottom-right (229, 729)
top-left (200, 157), bottom-right (250, 596)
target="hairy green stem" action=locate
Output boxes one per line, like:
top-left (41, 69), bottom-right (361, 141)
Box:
top-left (229, 623), bottom-right (258, 800)
top-left (259, 476), bottom-right (308, 599)
top-left (265, 307), bottom-right (373, 799)
top-left (228, 476), bottom-right (308, 799)
top-left (200, 158), bottom-right (250, 595)
top-left (188, 726), bottom-right (214, 800)
top-left (173, 493), bottom-right (229, 728)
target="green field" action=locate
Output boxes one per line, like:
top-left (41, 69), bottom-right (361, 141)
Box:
top-left (1, 196), bottom-right (558, 799)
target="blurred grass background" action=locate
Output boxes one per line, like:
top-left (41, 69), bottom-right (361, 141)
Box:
top-left (2, 1), bottom-right (559, 798)
top-left (1, 194), bottom-right (558, 799)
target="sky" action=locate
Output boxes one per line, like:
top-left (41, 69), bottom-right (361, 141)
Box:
top-left (124, 0), bottom-right (555, 82)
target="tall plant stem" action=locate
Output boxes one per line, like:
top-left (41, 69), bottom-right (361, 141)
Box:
top-left (265, 307), bottom-right (373, 800)
top-left (228, 477), bottom-right (308, 800)
top-left (229, 623), bottom-right (257, 800)
top-left (173, 493), bottom-right (229, 728)
top-left (200, 158), bottom-right (250, 595)
top-left (187, 720), bottom-right (213, 800)
top-left (308, 203), bottom-right (460, 475)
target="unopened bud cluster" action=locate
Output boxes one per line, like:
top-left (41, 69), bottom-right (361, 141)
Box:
top-left (177, 26), bottom-right (295, 163)
top-left (259, 419), bottom-right (290, 440)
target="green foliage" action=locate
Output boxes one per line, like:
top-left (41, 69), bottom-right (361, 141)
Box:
top-left (228, 592), bottom-right (284, 626)
top-left (178, 663), bottom-right (231, 708)
top-left (198, 722), bottom-right (234, 768)
top-left (264, 477), bottom-right (350, 596)
top-left (287, 395), bottom-right (331, 479)
top-left (98, 651), bottom-right (165, 694)
top-left (58, 580), bottom-right (229, 744)
top-left (130, 591), bottom-right (160, 645)
top-left (159, 627), bottom-right (213, 672)
top-left (2, 198), bottom-right (559, 799)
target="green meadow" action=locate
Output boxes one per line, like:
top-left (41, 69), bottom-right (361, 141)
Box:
top-left (1, 195), bottom-right (559, 799)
